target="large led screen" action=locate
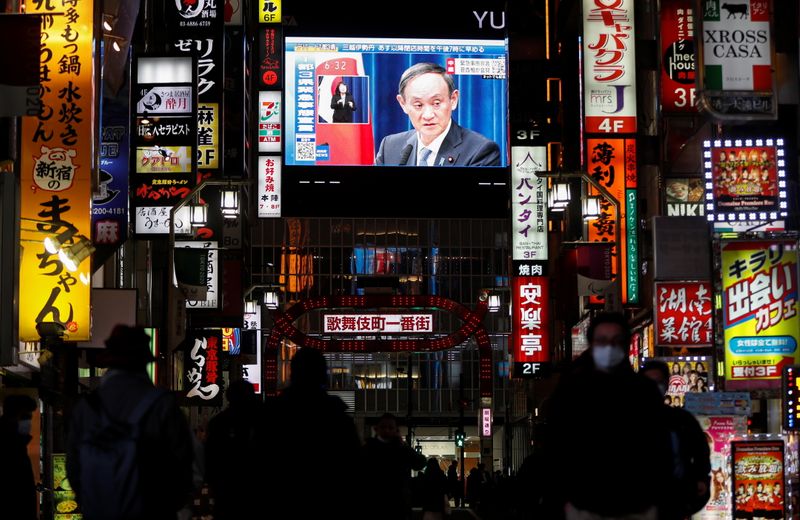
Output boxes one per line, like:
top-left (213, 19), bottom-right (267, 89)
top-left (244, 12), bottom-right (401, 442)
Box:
top-left (285, 36), bottom-right (508, 168)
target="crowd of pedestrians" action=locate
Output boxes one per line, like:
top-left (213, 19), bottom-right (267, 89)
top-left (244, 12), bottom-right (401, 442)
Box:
top-left (1, 313), bottom-right (713, 520)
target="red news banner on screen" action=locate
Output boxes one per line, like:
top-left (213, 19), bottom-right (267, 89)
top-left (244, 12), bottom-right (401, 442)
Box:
top-left (512, 276), bottom-right (551, 377)
top-left (731, 440), bottom-right (786, 519)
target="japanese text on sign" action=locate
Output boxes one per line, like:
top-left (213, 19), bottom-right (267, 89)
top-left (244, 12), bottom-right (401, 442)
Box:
top-left (323, 314), bottom-right (433, 334)
top-left (655, 281), bottom-right (713, 346)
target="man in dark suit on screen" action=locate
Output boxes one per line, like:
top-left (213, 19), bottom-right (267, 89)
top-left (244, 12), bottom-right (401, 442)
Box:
top-left (375, 62), bottom-right (501, 167)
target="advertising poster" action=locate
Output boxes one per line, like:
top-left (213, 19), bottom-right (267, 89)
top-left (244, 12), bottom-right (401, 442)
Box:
top-left (582, 0), bottom-right (637, 133)
top-left (722, 241), bottom-right (799, 390)
top-left (511, 147), bottom-right (548, 265)
top-left (660, 0), bottom-right (697, 111)
top-left (709, 143), bottom-right (780, 216)
top-left (586, 138), bottom-right (638, 304)
top-left (665, 177), bottom-right (705, 216)
top-left (654, 281), bottom-right (713, 347)
top-left (512, 276), bottom-right (550, 377)
top-left (184, 330), bottom-right (224, 405)
top-left (285, 36), bottom-right (507, 167)
top-left (693, 416), bottom-right (748, 519)
top-left (53, 453), bottom-right (82, 519)
top-left (731, 440), bottom-right (786, 520)
top-left (652, 357), bottom-right (712, 407)
top-left (19, 0), bottom-right (94, 341)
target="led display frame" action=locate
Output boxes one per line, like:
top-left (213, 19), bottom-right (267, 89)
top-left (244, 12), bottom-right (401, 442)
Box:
top-left (703, 137), bottom-right (788, 225)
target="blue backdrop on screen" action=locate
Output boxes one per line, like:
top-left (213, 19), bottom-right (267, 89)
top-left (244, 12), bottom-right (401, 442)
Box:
top-left (285, 37), bottom-right (508, 168)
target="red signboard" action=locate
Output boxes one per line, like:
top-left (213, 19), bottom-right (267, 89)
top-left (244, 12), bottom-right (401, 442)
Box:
top-left (512, 276), bottom-right (550, 376)
top-left (660, 0), bottom-right (697, 112)
top-left (654, 281), bottom-right (713, 347)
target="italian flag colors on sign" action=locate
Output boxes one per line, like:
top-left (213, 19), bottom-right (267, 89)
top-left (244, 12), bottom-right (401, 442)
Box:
top-left (702, 0), bottom-right (771, 91)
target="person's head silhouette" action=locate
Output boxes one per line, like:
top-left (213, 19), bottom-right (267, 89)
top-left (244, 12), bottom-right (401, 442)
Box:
top-left (289, 347), bottom-right (328, 390)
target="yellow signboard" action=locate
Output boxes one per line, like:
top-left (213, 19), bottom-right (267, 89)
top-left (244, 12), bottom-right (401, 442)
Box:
top-left (198, 103), bottom-right (219, 169)
top-left (722, 241), bottom-right (800, 390)
top-left (136, 146), bottom-right (194, 173)
top-left (19, 0), bottom-right (94, 341)
top-left (259, 0), bottom-right (282, 23)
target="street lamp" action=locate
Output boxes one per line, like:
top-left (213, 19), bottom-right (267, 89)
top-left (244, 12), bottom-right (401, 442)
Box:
top-left (536, 170), bottom-right (623, 306)
top-left (582, 195), bottom-right (602, 221)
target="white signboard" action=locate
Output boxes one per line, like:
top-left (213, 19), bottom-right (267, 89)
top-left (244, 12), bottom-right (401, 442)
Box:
top-left (176, 240), bottom-right (219, 309)
top-left (258, 91), bottom-right (282, 153)
top-left (511, 147), bottom-right (548, 261)
top-left (324, 314), bottom-right (434, 334)
top-left (243, 308), bottom-right (262, 393)
top-left (134, 205), bottom-right (192, 235)
top-left (257, 156), bottom-right (282, 218)
top-left (136, 85), bottom-right (193, 115)
top-left (582, 0), bottom-right (637, 133)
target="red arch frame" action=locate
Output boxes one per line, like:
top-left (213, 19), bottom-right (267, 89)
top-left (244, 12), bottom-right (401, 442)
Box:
top-left (264, 295), bottom-right (493, 398)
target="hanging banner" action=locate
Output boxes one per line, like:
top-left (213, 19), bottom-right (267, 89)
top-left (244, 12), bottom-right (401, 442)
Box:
top-left (722, 241), bottom-right (799, 390)
top-left (586, 138), bottom-right (638, 304)
top-left (660, 0), bottom-right (697, 112)
top-left (512, 276), bottom-right (550, 378)
top-left (699, 0), bottom-right (776, 118)
top-left (654, 281), bottom-right (713, 347)
top-left (731, 440), bottom-right (786, 519)
top-left (19, 0), bottom-right (95, 341)
top-left (582, 0), bottom-right (637, 133)
top-left (511, 147), bottom-right (548, 271)
top-left (183, 330), bottom-right (224, 405)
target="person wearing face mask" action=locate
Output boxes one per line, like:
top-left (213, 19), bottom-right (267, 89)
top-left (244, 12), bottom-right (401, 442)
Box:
top-left (541, 312), bottom-right (673, 520)
top-left (641, 360), bottom-right (711, 520)
top-left (0, 394), bottom-right (38, 520)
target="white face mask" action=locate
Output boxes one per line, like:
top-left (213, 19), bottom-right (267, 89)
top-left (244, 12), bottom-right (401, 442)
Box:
top-left (17, 419), bottom-right (32, 436)
top-left (591, 345), bottom-right (625, 371)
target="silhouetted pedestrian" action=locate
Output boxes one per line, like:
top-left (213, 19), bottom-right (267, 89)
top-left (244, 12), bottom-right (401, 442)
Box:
top-left (544, 312), bottom-right (673, 520)
top-left (447, 459), bottom-right (460, 505)
top-left (265, 347), bottom-right (361, 518)
top-left (67, 325), bottom-right (194, 520)
top-left (641, 360), bottom-right (711, 520)
top-left (361, 413), bottom-right (426, 520)
top-left (420, 458), bottom-right (450, 520)
top-left (0, 394), bottom-right (37, 520)
top-left (206, 379), bottom-right (265, 520)
top-left (466, 467), bottom-right (481, 509)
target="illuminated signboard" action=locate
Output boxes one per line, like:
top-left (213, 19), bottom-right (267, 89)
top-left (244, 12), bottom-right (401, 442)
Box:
top-left (586, 138), bottom-right (638, 304)
top-left (582, 0), bottom-right (637, 133)
top-left (665, 177), bottom-right (705, 216)
top-left (19, 0), bottom-right (94, 341)
top-left (654, 281), bottom-right (713, 347)
top-left (259, 91), bottom-right (282, 153)
top-left (731, 440), bottom-right (786, 520)
top-left (648, 356), bottom-right (712, 408)
top-left (323, 314), bottom-right (433, 334)
top-left (221, 327), bottom-right (241, 354)
top-left (699, 0), bottom-right (775, 117)
top-left (243, 307), bottom-right (262, 393)
top-left (512, 276), bottom-right (550, 377)
top-left (511, 147), bottom-right (548, 265)
top-left (722, 241), bottom-right (799, 390)
top-left (184, 330), bottom-right (224, 405)
top-left (131, 56), bottom-right (196, 236)
top-left (259, 0), bottom-right (282, 24)
top-left (257, 156), bottom-right (282, 218)
top-left (660, 0), bottom-right (696, 112)
top-left (480, 408), bottom-right (492, 437)
top-left (704, 138), bottom-right (787, 227)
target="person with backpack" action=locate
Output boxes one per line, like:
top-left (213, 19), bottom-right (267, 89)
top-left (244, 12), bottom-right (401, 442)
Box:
top-left (640, 360), bottom-right (712, 520)
top-left (66, 325), bottom-right (194, 520)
